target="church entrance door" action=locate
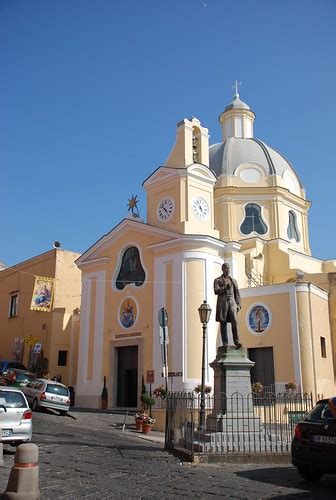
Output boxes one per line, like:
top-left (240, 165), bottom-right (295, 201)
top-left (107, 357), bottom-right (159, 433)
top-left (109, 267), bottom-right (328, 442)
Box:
top-left (116, 346), bottom-right (138, 407)
top-left (248, 347), bottom-right (275, 391)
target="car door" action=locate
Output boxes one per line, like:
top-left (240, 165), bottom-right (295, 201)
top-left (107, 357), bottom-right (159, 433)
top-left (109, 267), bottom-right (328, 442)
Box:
top-left (23, 381), bottom-right (37, 404)
top-left (301, 401), bottom-right (336, 469)
top-left (0, 389), bottom-right (28, 437)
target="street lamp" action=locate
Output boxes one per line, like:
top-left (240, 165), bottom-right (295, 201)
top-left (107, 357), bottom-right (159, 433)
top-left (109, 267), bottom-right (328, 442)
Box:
top-left (198, 300), bottom-right (212, 431)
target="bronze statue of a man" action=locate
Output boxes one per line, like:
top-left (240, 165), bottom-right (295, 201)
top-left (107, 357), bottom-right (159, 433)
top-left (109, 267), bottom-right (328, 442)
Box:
top-left (214, 263), bottom-right (243, 349)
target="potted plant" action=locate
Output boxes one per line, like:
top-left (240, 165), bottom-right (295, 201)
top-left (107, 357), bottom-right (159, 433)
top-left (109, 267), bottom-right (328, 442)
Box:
top-left (251, 381), bottom-right (263, 394)
top-left (142, 414), bottom-right (156, 434)
top-left (285, 381), bottom-right (297, 392)
top-left (140, 375), bottom-right (155, 411)
top-left (194, 384), bottom-right (212, 394)
top-left (141, 392), bottom-right (155, 409)
top-left (135, 412), bottom-right (145, 431)
top-left (101, 376), bottom-right (108, 410)
top-left (153, 385), bottom-right (167, 399)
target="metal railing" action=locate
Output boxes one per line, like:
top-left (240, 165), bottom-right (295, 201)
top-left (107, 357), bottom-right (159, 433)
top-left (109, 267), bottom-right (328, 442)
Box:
top-left (165, 391), bottom-right (313, 459)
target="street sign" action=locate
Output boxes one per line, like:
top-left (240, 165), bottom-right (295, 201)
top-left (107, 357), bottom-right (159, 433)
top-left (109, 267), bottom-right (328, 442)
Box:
top-left (24, 336), bottom-right (39, 346)
top-left (33, 343), bottom-right (42, 354)
top-left (168, 371), bottom-right (183, 377)
top-left (158, 308), bottom-right (168, 328)
top-left (146, 370), bottom-right (154, 384)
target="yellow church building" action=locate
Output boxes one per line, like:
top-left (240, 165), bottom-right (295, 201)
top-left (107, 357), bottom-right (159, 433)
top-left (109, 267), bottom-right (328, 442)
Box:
top-left (75, 90), bottom-right (336, 408)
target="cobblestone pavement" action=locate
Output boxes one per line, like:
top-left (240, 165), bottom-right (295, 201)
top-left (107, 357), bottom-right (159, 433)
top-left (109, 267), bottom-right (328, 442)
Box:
top-left (0, 408), bottom-right (335, 499)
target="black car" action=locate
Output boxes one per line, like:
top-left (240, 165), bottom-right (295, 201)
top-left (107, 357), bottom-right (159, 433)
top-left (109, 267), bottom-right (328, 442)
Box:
top-left (291, 398), bottom-right (336, 482)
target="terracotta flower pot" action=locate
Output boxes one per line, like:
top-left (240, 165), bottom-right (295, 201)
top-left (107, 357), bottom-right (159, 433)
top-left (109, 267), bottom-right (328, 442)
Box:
top-left (135, 419), bottom-right (143, 431)
top-left (142, 423), bottom-right (153, 435)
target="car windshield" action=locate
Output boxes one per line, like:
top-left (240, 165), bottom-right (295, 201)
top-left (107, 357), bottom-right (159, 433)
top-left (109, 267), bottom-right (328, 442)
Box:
top-left (46, 384), bottom-right (68, 396)
top-left (306, 401), bottom-right (335, 422)
top-left (16, 373), bottom-right (35, 382)
top-left (0, 390), bottom-right (27, 408)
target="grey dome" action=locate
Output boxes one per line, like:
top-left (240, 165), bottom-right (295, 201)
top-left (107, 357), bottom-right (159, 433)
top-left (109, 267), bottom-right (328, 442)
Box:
top-left (209, 137), bottom-right (303, 187)
top-left (224, 95), bottom-right (251, 112)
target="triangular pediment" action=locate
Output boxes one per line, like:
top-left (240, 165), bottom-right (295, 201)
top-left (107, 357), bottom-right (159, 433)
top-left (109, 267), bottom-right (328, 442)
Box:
top-left (76, 218), bottom-right (180, 268)
top-left (143, 163), bottom-right (217, 191)
top-left (142, 166), bottom-right (180, 189)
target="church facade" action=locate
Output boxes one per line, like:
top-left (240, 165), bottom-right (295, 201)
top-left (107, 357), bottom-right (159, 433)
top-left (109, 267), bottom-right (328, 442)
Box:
top-left (75, 91), bottom-right (336, 408)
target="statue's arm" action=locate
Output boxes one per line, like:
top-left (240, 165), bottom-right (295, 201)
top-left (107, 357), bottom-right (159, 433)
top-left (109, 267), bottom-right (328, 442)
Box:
top-left (214, 278), bottom-right (225, 295)
top-left (234, 280), bottom-right (241, 308)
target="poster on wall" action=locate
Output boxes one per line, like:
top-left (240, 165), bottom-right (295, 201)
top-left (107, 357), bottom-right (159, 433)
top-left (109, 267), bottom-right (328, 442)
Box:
top-left (30, 276), bottom-right (55, 312)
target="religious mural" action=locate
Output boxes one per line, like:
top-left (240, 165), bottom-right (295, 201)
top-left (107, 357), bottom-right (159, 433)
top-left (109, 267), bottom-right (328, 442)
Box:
top-left (119, 298), bottom-right (137, 328)
top-left (30, 276), bottom-right (55, 312)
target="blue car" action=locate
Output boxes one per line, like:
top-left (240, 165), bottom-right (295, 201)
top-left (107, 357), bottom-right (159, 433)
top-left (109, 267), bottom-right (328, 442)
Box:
top-left (0, 360), bottom-right (27, 375)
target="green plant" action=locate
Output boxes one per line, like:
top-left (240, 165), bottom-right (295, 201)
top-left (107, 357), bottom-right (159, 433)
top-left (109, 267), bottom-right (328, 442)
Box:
top-left (251, 381), bottom-right (263, 394)
top-left (194, 384), bottom-right (212, 394)
top-left (285, 381), bottom-right (297, 391)
top-left (141, 393), bottom-right (155, 408)
top-left (153, 385), bottom-right (167, 399)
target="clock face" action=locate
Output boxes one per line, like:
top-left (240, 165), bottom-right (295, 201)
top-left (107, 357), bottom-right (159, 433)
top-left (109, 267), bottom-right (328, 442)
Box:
top-left (192, 197), bottom-right (209, 219)
top-left (157, 198), bottom-right (174, 220)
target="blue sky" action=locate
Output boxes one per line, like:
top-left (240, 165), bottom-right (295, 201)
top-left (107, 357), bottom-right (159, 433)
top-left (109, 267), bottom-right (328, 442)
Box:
top-left (1, 0), bottom-right (335, 266)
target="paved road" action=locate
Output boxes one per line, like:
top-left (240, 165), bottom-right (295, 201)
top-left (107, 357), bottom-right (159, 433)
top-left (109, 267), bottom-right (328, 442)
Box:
top-left (0, 408), bottom-right (335, 499)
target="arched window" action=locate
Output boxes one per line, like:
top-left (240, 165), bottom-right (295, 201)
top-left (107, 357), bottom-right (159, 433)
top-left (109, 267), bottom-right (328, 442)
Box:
top-left (287, 211), bottom-right (300, 242)
top-left (115, 246), bottom-right (145, 290)
top-left (240, 203), bottom-right (267, 235)
top-left (192, 127), bottom-right (200, 163)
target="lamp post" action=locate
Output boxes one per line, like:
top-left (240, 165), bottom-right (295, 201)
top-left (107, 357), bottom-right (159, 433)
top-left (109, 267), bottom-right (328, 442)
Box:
top-left (198, 300), bottom-right (212, 431)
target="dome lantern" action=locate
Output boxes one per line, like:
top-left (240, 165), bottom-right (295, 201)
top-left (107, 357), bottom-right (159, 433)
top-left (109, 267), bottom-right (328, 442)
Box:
top-left (219, 81), bottom-right (255, 141)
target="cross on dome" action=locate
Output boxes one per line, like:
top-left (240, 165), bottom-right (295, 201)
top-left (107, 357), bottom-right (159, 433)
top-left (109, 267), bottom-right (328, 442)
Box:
top-left (232, 80), bottom-right (241, 98)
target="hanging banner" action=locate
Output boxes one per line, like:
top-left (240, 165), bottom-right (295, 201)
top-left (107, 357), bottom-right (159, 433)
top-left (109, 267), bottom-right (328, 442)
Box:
top-left (30, 276), bottom-right (55, 312)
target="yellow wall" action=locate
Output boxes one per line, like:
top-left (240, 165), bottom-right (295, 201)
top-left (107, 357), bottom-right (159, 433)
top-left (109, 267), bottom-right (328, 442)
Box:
top-left (186, 260), bottom-right (205, 379)
top-left (240, 289), bottom-right (295, 383)
top-left (0, 249), bottom-right (81, 385)
top-left (310, 290), bottom-right (335, 397)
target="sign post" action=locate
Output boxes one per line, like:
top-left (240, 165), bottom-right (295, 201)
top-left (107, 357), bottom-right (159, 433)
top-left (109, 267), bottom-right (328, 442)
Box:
top-left (158, 307), bottom-right (169, 445)
top-left (158, 308), bottom-right (169, 397)
top-left (146, 370), bottom-right (154, 400)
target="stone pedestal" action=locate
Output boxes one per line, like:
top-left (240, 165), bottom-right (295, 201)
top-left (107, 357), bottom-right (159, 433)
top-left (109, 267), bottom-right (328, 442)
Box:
top-left (206, 346), bottom-right (261, 432)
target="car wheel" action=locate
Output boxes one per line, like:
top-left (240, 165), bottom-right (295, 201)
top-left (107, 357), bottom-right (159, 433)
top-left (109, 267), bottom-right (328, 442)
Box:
top-left (297, 466), bottom-right (323, 482)
top-left (60, 410), bottom-right (67, 416)
top-left (32, 399), bottom-right (39, 412)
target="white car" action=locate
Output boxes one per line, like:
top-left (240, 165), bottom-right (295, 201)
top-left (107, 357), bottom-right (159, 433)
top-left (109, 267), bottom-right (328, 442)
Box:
top-left (0, 387), bottom-right (33, 446)
top-left (23, 379), bottom-right (70, 415)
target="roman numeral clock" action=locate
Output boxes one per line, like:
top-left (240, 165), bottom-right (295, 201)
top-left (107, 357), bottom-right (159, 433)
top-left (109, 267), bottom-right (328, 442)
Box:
top-left (157, 198), bottom-right (175, 221)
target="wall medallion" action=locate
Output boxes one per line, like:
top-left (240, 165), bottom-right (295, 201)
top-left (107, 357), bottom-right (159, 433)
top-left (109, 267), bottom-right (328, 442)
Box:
top-left (119, 298), bottom-right (137, 328)
top-left (247, 304), bottom-right (271, 335)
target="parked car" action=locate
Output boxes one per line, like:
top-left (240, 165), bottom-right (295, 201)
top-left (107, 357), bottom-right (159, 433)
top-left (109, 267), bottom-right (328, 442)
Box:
top-left (4, 369), bottom-right (36, 388)
top-left (0, 386), bottom-right (33, 446)
top-left (291, 398), bottom-right (336, 482)
top-left (23, 379), bottom-right (70, 416)
top-left (0, 360), bottom-right (27, 375)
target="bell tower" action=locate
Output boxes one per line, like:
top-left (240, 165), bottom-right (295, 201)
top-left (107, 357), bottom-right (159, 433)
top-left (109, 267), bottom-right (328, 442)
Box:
top-left (143, 118), bottom-right (219, 238)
